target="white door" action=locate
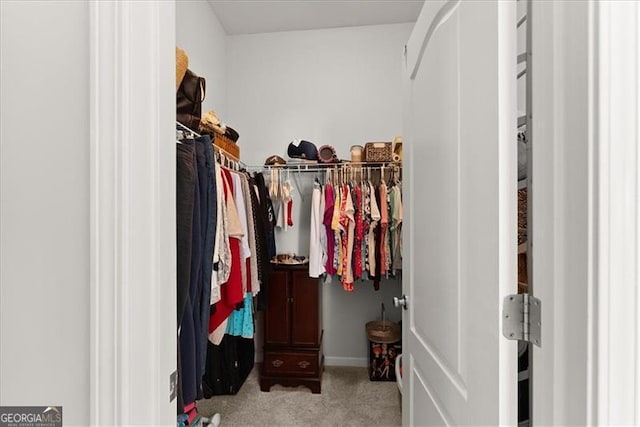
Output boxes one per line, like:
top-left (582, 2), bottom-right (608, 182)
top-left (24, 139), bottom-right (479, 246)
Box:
top-left (401, 1), bottom-right (518, 425)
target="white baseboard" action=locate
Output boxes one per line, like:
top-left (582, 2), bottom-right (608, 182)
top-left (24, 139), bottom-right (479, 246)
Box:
top-left (324, 356), bottom-right (368, 367)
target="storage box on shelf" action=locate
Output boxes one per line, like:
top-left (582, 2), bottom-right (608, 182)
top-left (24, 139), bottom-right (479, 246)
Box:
top-left (364, 142), bottom-right (393, 163)
top-left (214, 133), bottom-right (240, 160)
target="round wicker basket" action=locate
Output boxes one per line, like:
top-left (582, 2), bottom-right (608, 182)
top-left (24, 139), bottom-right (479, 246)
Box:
top-left (366, 320), bottom-right (401, 344)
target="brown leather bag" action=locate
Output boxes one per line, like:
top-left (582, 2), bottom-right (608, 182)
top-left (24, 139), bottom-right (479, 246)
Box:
top-left (177, 69), bottom-right (206, 131)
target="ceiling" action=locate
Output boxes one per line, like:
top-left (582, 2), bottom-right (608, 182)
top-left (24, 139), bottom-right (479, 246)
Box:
top-left (207, 1), bottom-right (423, 36)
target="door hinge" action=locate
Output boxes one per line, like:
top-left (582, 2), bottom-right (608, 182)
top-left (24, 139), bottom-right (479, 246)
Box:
top-left (502, 294), bottom-right (541, 347)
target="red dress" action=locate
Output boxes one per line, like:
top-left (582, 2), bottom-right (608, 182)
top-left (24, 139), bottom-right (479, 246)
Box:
top-left (209, 169), bottom-right (244, 333)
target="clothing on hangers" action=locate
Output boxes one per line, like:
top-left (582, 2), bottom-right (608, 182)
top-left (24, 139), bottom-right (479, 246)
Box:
top-left (309, 180), bottom-right (325, 278)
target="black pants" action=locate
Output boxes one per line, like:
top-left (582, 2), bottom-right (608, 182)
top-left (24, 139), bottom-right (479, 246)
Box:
top-left (185, 140), bottom-right (203, 403)
top-left (176, 142), bottom-right (195, 324)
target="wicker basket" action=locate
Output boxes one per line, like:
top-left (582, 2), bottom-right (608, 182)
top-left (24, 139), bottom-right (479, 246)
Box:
top-left (364, 142), bottom-right (393, 162)
top-left (366, 320), bottom-right (401, 344)
top-left (518, 187), bottom-right (527, 245)
top-left (214, 133), bottom-right (240, 160)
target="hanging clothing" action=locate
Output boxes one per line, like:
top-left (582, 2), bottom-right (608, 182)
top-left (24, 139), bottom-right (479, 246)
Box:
top-left (226, 292), bottom-right (255, 338)
top-left (309, 180), bottom-right (325, 278)
top-left (360, 181), bottom-right (370, 277)
top-left (186, 139), bottom-right (204, 400)
top-left (338, 185), bottom-right (348, 280)
top-left (391, 183), bottom-right (404, 273)
top-left (353, 183), bottom-right (364, 280)
top-left (247, 174), bottom-right (267, 293)
top-left (208, 169), bottom-right (244, 335)
top-left (381, 181), bottom-right (391, 276)
top-left (323, 183), bottom-right (336, 276)
top-left (240, 173), bottom-right (260, 295)
top-left (195, 135), bottom-right (217, 376)
top-left (344, 184), bottom-right (356, 291)
top-left (253, 172), bottom-right (276, 311)
top-left (232, 172), bottom-right (251, 294)
top-left (319, 184), bottom-right (327, 273)
top-left (176, 142), bottom-right (195, 324)
top-left (214, 162), bottom-right (231, 290)
top-left (368, 181), bottom-right (381, 278)
top-left (372, 184), bottom-right (383, 290)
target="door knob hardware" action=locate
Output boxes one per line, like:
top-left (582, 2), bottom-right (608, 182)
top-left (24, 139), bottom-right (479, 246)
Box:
top-left (393, 295), bottom-right (408, 310)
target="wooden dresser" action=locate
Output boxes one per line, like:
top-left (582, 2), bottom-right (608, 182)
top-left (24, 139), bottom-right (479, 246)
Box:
top-left (260, 264), bottom-right (323, 393)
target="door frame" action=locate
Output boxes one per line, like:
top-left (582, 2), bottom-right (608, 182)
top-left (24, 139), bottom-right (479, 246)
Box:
top-left (87, 0), bottom-right (639, 425)
top-left (89, 1), bottom-right (177, 425)
top-left (531, 0), bottom-right (640, 424)
top-left (590, 1), bottom-right (639, 423)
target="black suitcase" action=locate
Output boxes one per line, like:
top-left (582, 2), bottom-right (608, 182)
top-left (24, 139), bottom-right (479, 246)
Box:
top-left (202, 334), bottom-right (254, 397)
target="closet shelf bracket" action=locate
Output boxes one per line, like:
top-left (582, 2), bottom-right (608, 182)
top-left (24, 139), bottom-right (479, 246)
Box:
top-left (502, 294), bottom-right (541, 346)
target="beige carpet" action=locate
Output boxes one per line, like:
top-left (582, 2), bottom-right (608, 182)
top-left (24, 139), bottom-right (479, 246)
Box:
top-left (197, 365), bottom-right (402, 426)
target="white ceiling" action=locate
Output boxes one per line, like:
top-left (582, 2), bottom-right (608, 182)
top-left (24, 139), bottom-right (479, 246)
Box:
top-left (207, 1), bottom-right (423, 36)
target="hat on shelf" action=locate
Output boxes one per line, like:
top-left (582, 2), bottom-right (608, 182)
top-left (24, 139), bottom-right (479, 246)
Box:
top-left (265, 155), bottom-right (286, 166)
top-left (318, 145), bottom-right (338, 163)
top-left (176, 47), bottom-right (189, 91)
top-left (224, 126), bottom-right (240, 143)
top-left (287, 139), bottom-right (318, 161)
top-left (200, 111), bottom-right (226, 135)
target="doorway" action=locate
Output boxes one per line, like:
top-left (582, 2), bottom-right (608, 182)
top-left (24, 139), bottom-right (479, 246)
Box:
top-left (87, 1), bottom-right (640, 425)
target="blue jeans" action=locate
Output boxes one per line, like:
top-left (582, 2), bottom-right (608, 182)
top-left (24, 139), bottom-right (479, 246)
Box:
top-left (194, 135), bottom-right (217, 377)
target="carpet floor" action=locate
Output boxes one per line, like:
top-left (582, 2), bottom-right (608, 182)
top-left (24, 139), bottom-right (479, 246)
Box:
top-left (197, 365), bottom-right (402, 426)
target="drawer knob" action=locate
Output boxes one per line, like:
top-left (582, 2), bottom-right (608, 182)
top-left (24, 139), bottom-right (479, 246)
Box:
top-left (272, 359), bottom-right (284, 368)
top-left (298, 360), bottom-right (311, 369)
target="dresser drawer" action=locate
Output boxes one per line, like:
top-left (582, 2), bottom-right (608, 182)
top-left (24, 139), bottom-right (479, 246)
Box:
top-left (263, 351), bottom-right (319, 377)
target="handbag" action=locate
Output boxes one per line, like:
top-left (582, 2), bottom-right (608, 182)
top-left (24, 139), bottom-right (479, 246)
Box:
top-left (177, 69), bottom-right (206, 131)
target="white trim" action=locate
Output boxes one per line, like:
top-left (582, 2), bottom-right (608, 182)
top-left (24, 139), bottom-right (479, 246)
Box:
top-left (90, 1), bottom-right (176, 425)
top-left (594, 1), bottom-right (640, 424)
top-left (532, 1), bottom-right (595, 424)
top-left (529, 2), bottom-right (557, 424)
top-left (533, 1), bottom-right (640, 425)
top-left (90, 3), bottom-right (118, 422)
top-left (324, 356), bottom-right (368, 368)
top-left (586, 1), bottom-right (599, 423)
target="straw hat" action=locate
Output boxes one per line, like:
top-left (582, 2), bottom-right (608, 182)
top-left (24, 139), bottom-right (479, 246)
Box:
top-left (264, 155), bottom-right (286, 166)
top-left (176, 47), bottom-right (189, 91)
top-left (200, 110), bottom-right (227, 135)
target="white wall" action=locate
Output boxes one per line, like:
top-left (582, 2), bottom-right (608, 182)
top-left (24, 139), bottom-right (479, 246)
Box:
top-left (227, 23), bottom-right (411, 364)
top-left (0, 1), bottom-right (90, 425)
top-left (176, 0), bottom-right (228, 118)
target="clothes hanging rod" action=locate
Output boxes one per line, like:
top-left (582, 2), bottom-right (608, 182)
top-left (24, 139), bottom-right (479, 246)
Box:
top-left (246, 162), bottom-right (402, 172)
top-left (176, 120), bottom-right (200, 137)
top-left (176, 120), bottom-right (244, 166)
top-left (517, 14), bottom-right (527, 29)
